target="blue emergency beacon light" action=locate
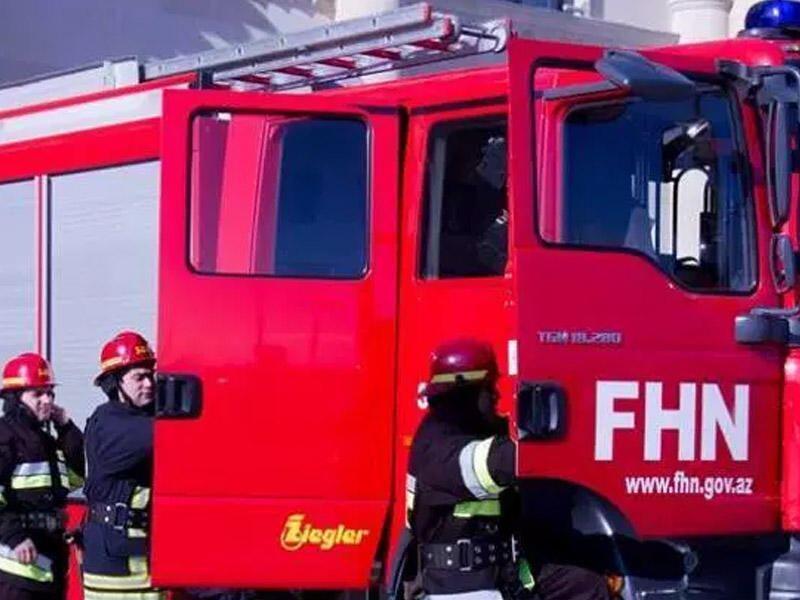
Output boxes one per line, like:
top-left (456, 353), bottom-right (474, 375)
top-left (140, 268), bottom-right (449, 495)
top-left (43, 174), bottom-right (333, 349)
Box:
top-left (743, 0), bottom-right (800, 38)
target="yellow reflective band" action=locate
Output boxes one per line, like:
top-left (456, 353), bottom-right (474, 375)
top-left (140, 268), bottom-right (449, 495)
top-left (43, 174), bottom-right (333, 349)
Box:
top-left (68, 469), bottom-right (84, 489)
top-left (474, 437), bottom-right (504, 495)
top-left (127, 528), bottom-right (147, 539)
top-left (128, 556), bottom-right (148, 575)
top-left (14, 461), bottom-right (50, 476)
top-left (11, 474), bottom-right (53, 489)
top-left (83, 570), bottom-right (152, 591)
top-left (430, 370), bottom-right (489, 384)
top-left (82, 555), bottom-right (153, 592)
top-left (405, 490), bottom-right (415, 528)
top-left (124, 487), bottom-right (151, 538)
top-left (100, 356), bottom-right (124, 370)
top-left (1, 377), bottom-right (25, 387)
top-left (519, 558), bottom-right (536, 591)
top-left (453, 499), bottom-right (501, 518)
top-left (131, 486), bottom-right (150, 509)
top-left (0, 545), bottom-right (53, 582)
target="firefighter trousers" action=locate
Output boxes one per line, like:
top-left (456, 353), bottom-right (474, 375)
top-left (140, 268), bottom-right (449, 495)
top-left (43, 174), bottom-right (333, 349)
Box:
top-left (421, 565), bottom-right (608, 600)
top-left (424, 591), bottom-right (504, 600)
top-left (533, 564), bottom-right (610, 600)
top-left (0, 581), bottom-right (65, 600)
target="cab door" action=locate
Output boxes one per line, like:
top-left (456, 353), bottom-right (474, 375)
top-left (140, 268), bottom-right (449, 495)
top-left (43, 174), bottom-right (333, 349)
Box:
top-left (152, 89), bottom-right (400, 588)
top-left (508, 39), bottom-right (783, 537)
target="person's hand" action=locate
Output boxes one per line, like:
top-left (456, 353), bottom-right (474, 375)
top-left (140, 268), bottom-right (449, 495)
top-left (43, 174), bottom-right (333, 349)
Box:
top-left (14, 538), bottom-right (37, 564)
top-left (51, 404), bottom-right (69, 427)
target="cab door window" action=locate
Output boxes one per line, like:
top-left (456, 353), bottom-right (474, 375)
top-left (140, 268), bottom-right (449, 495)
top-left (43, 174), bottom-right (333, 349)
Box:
top-left (190, 113), bottom-right (368, 279)
top-left (545, 89), bottom-right (755, 293)
top-left (420, 119), bottom-right (508, 279)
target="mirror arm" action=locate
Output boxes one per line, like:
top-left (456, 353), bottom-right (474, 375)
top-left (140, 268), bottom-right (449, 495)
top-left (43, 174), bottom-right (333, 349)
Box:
top-left (718, 60), bottom-right (800, 111)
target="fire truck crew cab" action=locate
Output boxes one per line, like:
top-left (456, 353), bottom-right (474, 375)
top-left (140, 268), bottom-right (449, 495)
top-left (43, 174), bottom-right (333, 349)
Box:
top-left (0, 353), bottom-right (84, 599)
top-left (4, 2), bottom-right (800, 599)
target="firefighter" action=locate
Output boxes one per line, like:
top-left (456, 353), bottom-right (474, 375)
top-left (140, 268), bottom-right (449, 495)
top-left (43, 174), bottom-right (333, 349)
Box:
top-left (0, 352), bottom-right (85, 600)
top-left (81, 331), bottom-right (165, 600)
top-left (407, 340), bottom-right (610, 600)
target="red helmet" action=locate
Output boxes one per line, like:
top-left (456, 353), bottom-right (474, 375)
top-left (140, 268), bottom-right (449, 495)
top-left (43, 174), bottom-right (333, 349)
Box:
top-left (1, 353), bottom-right (56, 392)
top-left (423, 339), bottom-right (499, 398)
top-left (94, 331), bottom-right (155, 385)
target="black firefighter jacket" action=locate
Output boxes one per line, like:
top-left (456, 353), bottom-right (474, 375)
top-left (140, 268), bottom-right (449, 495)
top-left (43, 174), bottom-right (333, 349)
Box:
top-left (82, 399), bottom-right (158, 594)
top-left (0, 400), bottom-right (84, 592)
top-left (407, 405), bottom-right (516, 596)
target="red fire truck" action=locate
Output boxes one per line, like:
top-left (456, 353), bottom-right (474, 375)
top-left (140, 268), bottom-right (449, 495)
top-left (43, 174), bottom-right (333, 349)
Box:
top-left (1, 1), bottom-right (800, 598)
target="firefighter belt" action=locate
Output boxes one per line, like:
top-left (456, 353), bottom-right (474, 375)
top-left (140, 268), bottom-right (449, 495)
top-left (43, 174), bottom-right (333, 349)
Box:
top-left (421, 537), bottom-right (513, 572)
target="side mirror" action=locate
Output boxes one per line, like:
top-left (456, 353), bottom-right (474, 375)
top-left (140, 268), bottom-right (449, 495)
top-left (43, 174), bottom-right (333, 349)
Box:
top-left (766, 101), bottom-right (793, 227)
top-left (595, 50), bottom-right (696, 102)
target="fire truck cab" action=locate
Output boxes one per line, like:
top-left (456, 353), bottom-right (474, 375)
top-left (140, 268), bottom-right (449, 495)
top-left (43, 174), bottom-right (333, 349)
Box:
top-left (1, 2), bottom-right (800, 599)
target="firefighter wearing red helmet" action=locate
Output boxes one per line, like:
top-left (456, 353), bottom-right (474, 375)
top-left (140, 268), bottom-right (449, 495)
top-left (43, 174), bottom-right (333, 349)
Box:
top-left (0, 352), bottom-right (84, 600)
top-left (81, 331), bottom-right (166, 600)
top-left (406, 340), bottom-right (609, 600)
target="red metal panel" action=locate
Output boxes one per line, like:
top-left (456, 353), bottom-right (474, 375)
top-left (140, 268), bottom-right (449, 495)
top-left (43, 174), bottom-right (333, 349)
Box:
top-left (65, 502), bottom-right (86, 600)
top-left (0, 73), bottom-right (195, 120)
top-left (508, 38), bottom-right (784, 537)
top-left (154, 89), bottom-right (400, 588)
top-left (0, 119), bottom-right (160, 182)
top-left (783, 354), bottom-right (800, 530)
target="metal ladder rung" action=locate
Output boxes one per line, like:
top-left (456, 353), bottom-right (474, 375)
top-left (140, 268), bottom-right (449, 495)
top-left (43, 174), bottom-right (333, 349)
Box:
top-left (236, 74), bottom-right (272, 84)
top-left (409, 39), bottom-right (453, 52)
top-left (318, 57), bottom-right (358, 70)
top-left (275, 66), bottom-right (315, 78)
top-left (361, 48), bottom-right (405, 61)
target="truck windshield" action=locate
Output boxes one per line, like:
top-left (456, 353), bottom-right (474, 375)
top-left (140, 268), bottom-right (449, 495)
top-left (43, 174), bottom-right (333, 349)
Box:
top-left (548, 88), bottom-right (754, 293)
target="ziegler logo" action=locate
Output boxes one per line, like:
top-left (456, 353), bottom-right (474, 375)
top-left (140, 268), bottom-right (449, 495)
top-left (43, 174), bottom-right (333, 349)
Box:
top-left (280, 514), bottom-right (370, 551)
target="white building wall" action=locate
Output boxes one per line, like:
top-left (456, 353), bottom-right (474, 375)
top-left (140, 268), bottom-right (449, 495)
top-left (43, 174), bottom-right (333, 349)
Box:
top-left (0, 0), bottom-right (335, 84)
top-left (600, 0), bottom-right (671, 32)
top-left (593, 0), bottom-right (761, 40)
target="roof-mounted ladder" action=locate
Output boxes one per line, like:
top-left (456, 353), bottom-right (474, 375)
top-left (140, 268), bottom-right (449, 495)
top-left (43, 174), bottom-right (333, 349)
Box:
top-left (142, 3), bottom-right (508, 92)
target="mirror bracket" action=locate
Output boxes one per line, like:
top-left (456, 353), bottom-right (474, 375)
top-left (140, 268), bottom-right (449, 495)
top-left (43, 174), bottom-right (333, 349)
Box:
top-left (596, 50), bottom-right (696, 101)
top-left (718, 59), bottom-right (762, 89)
top-left (717, 61), bottom-right (800, 104)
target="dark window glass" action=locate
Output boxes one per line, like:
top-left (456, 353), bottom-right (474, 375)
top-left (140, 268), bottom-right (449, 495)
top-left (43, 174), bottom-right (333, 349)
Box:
top-left (553, 90), bottom-right (755, 292)
top-left (421, 119), bottom-right (508, 279)
top-left (190, 115), bottom-right (368, 279)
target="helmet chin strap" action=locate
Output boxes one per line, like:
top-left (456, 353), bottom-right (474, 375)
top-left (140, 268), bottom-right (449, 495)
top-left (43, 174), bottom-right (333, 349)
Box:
top-left (117, 381), bottom-right (155, 415)
top-left (117, 378), bottom-right (134, 405)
